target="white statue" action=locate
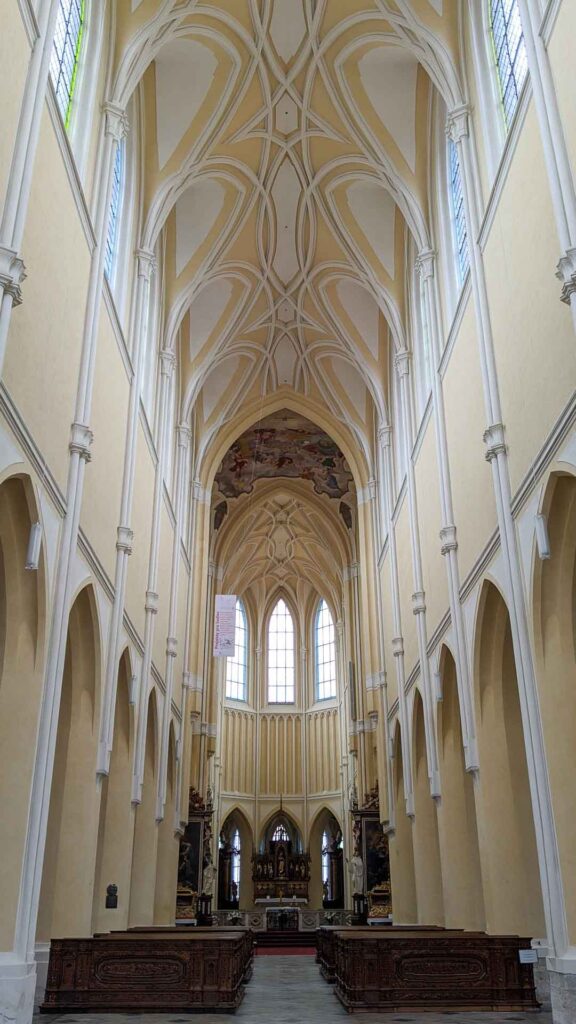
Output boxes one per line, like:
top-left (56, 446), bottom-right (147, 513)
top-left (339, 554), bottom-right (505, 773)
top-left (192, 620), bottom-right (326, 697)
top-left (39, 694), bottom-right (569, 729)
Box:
top-left (347, 854), bottom-right (364, 895)
top-left (349, 781), bottom-right (358, 810)
top-left (202, 855), bottom-right (216, 897)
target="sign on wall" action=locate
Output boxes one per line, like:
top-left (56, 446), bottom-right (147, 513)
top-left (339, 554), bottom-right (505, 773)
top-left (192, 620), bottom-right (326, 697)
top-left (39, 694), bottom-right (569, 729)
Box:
top-left (213, 594), bottom-right (237, 656)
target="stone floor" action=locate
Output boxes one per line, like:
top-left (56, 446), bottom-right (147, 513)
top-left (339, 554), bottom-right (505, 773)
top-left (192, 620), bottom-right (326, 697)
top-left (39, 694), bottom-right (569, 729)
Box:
top-left (35, 955), bottom-right (552, 1023)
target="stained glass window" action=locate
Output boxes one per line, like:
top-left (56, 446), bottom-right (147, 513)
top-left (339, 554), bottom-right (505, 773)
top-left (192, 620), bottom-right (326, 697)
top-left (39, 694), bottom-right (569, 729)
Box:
top-left (490, 0), bottom-right (528, 129)
top-left (449, 139), bottom-right (469, 284)
top-left (50, 0), bottom-right (85, 128)
top-left (104, 139), bottom-right (125, 282)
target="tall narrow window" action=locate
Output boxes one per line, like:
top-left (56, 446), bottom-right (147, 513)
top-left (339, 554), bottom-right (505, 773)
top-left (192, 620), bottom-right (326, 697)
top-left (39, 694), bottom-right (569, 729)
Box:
top-left (315, 598), bottom-right (336, 700)
top-left (267, 598), bottom-right (295, 703)
top-left (321, 829), bottom-right (330, 898)
top-left (50, 0), bottom-right (85, 127)
top-left (104, 140), bottom-right (125, 283)
top-left (231, 828), bottom-right (241, 901)
top-left (449, 139), bottom-right (469, 284)
top-left (225, 599), bottom-right (248, 701)
top-left (490, 0), bottom-right (528, 129)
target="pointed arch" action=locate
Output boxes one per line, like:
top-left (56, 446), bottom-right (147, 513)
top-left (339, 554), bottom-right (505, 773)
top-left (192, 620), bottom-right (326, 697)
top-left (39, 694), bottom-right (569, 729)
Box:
top-left (314, 597), bottom-right (336, 701)
top-left (225, 597), bottom-right (248, 702)
top-left (267, 595), bottom-right (295, 704)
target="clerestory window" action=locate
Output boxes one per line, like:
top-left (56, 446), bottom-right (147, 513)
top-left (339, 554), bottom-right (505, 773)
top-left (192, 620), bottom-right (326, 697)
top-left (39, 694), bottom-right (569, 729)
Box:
top-left (315, 599), bottom-right (336, 700)
top-left (50, 0), bottom-right (85, 128)
top-left (490, 0), bottom-right (528, 130)
top-left (225, 599), bottom-right (248, 701)
top-left (267, 598), bottom-right (295, 703)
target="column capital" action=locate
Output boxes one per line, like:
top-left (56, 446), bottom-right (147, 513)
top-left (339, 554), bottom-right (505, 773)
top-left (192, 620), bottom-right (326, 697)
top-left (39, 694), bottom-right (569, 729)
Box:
top-left (483, 422), bottom-right (507, 462)
top-left (556, 247), bottom-right (576, 305)
top-left (343, 562), bottom-right (359, 581)
top-left (145, 589), bottom-right (159, 614)
top-left (391, 635), bottom-right (404, 658)
top-left (440, 524), bottom-right (458, 555)
top-left (103, 102), bottom-right (129, 141)
top-left (166, 636), bottom-right (178, 658)
top-left (446, 104), bottom-right (471, 144)
top-left (415, 248), bottom-right (437, 282)
top-left (0, 245), bottom-right (26, 305)
top-left (177, 422), bottom-right (192, 449)
top-left (69, 421), bottom-right (93, 461)
top-left (116, 524), bottom-right (134, 555)
top-left (411, 591), bottom-right (426, 616)
top-left (135, 247), bottom-right (156, 280)
top-left (378, 424), bottom-right (392, 449)
top-left (160, 348), bottom-right (176, 377)
top-left (395, 348), bottom-right (411, 378)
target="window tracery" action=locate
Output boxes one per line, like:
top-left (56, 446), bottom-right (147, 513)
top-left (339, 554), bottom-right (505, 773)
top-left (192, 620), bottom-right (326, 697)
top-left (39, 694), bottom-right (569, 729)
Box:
top-left (104, 139), bottom-right (125, 283)
top-left (448, 139), bottom-right (469, 285)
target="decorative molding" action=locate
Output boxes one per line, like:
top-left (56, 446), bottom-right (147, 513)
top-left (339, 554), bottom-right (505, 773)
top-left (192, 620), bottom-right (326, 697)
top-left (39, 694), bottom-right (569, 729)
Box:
top-left (0, 246), bottom-right (26, 305)
top-left (440, 525), bottom-right (458, 556)
top-left (478, 80), bottom-right (532, 252)
top-left (103, 102), bottom-right (129, 141)
top-left (556, 247), bottom-right (576, 305)
top-left (483, 422), bottom-right (507, 462)
top-left (394, 349), bottom-right (411, 378)
top-left (46, 87), bottom-right (96, 252)
top-left (343, 562), bottom-right (359, 581)
top-left (445, 104), bottom-right (471, 144)
top-left (0, 384), bottom-right (66, 515)
top-left (69, 421), bottom-right (93, 462)
top-left (16, 0), bottom-right (39, 44)
top-left (166, 636), bottom-right (178, 658)
top-left (116, 525), bottom-right (133, 555)
top-left (411, 591), bottom-right (426, 616)
top-left (391, 636), bottom-right (404, 658)
top-left (145, 590), bottom-right (159, 614)
top-left (135, 248), bottom-right (157, 281)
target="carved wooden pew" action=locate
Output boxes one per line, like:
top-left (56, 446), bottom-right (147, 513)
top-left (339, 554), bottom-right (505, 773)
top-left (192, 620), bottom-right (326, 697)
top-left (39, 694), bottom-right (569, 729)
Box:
top-left (326, 928), bottom-right (539, 1013)
top-left (41, 928), bottom-right (254, 1013)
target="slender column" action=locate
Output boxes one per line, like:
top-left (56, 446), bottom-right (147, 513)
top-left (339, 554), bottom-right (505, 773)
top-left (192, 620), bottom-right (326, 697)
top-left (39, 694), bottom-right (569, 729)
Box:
top-left (199, 561), bottom-right (218, 795)
top-left (395, 351), bottom-right (440, 796)
top-left (345, 561), bottom-right (367, 800)
top-left (416, 248), bottom-right (479, 770)
top-left (98, 248), bottom-right (156, 774)
top-left (379, 426), bottom-right (414, 818)
top-left (0, 0), bottom-right (62, 376)
top-left (448, 104), bottom-right (569, 962)
top-left (156, 422), bottom-right (191, 819)
top-left (132, 348), bottom-right (175, 803)
top-left (515, 0), bottom-right (576, 325)
top-left (367, 466), bottom-right (392, 821)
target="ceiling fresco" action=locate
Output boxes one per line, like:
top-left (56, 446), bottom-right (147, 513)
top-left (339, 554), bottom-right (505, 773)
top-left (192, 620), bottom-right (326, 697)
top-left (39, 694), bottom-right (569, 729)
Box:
top-left (215, 411), bottom-right (354, 500)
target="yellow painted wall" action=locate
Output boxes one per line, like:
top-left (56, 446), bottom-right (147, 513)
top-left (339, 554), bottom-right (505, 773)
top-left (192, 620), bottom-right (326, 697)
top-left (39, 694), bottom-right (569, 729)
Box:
top-left (124, 424), bottom-right (155, 636)
top-left (394, 498), bottom-right (418, 676)
top-left (547, 1), bottom-right (576, 177)
top-left (413, 419), bottom-right (448, 635)
top-left (0, 2), bottom-right (30, 212)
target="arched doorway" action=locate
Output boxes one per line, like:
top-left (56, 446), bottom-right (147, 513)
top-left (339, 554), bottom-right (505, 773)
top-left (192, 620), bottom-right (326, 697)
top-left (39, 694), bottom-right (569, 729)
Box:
top-left (411, 690), bottom-right (444, 925)
top-left (436, 646), bottom-right (485, 930)
top-left (0, 475), bottom-right (44, 949)
top-left (388, 723), bottom-right (417, 923)
top-left (129, 691), bottom-right (159, 926)
top-left (37, 585), bottom-right (101, 940)
top-left (92, 650), bottom-right (135, 932)
top-left (308, 808), bottom-right (344, 909)
top-left (218, 809), bottom-right (253, 911)
top-left (534, 473), bottom-right (576, 942)
top-left (474, 582), bottom-right (545, 937)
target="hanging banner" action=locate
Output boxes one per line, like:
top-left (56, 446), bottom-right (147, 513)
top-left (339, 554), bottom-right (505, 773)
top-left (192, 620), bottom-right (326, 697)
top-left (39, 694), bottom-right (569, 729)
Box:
top-left (213, 594), bottom-right (237, 657)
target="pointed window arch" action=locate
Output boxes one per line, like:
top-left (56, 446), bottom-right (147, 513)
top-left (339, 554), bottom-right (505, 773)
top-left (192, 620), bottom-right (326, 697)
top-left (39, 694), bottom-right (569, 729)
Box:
top-left (272, 823), bottom-right (290, 842)
top-left (104, 139), bottom-right (125, 283)
top-left (225, 599), bottom-right (248, 701)
top-left (315, 598), bottom-right (336, 700)
top-left (448, 139), bottom-right (469, 285)
top-left (231, 827), bottom-right (241, 899)
top-left (490, 0), bottom-right (528, 130)
top-left (50, 0), bottom-right (85, 128)
top-left (321, 829), bottom-right (330, 895)
top-left (267, 598), bottom-right (295, 704)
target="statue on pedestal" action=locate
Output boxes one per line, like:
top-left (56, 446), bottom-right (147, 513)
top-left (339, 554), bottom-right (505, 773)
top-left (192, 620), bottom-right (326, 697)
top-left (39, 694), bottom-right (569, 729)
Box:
top-left (347, 853), bottom-right (364, 895)
top-left (202, 853), bottom-right (215, 896)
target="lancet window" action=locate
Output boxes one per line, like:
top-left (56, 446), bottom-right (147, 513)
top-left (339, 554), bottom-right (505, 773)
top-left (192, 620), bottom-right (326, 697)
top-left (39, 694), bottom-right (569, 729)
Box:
top-left (315, 599), bottom-right (336, 700)
top-left (104, 139), bottom-right (125, 283)
top-left (225, 599), bottom-right (248, 701)
top-left (267, 598), bottom-right (295, 704)
top-left (490, 0), bottom-right (528, 129)
top-left (449, 139), bottom-right (469, 284)
top-left (50, 0), bottom-right (85, 127)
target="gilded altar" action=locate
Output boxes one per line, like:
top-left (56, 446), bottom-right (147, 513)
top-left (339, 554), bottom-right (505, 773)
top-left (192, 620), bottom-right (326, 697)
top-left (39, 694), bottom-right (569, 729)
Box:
top-left (252, 842), bottom-right (310, 901)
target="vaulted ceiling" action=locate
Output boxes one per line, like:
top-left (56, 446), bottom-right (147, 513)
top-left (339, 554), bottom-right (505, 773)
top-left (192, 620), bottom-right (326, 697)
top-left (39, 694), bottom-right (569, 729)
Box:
top-left (111, 0), bottom-right (464, 481)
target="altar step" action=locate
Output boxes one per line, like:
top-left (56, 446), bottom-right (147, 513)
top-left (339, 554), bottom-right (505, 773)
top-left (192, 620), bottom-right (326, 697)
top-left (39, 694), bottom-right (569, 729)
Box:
top-left (254, 930), bottom-right (317, 950)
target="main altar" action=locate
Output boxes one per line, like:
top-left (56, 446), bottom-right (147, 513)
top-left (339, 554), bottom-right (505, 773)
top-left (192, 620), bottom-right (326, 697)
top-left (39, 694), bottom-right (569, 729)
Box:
top-left (252, 829), bottom-right (310, 902)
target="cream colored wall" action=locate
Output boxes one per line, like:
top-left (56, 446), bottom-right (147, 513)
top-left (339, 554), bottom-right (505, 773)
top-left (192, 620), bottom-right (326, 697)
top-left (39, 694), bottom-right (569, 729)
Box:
top-left (483, 105), bottom-right (576, 495)
top-left (547, 1), bottom-right (576, 178)
top-left (0, 1), bottom-right (29, 212)
top-left (413, 419), bottom-right (448, 634)
top-left (394, 498), bottom-right (418, 675)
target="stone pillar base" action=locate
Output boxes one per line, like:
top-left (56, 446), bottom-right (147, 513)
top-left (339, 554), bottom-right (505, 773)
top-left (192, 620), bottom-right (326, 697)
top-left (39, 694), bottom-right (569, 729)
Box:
top-left (0, 956), bottom-right (37, 1024)
top-left (550, 969), bottom-right (576, 1024)
top-left (34, 944), bottom-right (50, 1009)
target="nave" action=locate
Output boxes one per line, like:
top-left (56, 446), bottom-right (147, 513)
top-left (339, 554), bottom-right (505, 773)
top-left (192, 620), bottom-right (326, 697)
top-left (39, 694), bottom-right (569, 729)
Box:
top-left (34, 955), bottom-right (552, 1024)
